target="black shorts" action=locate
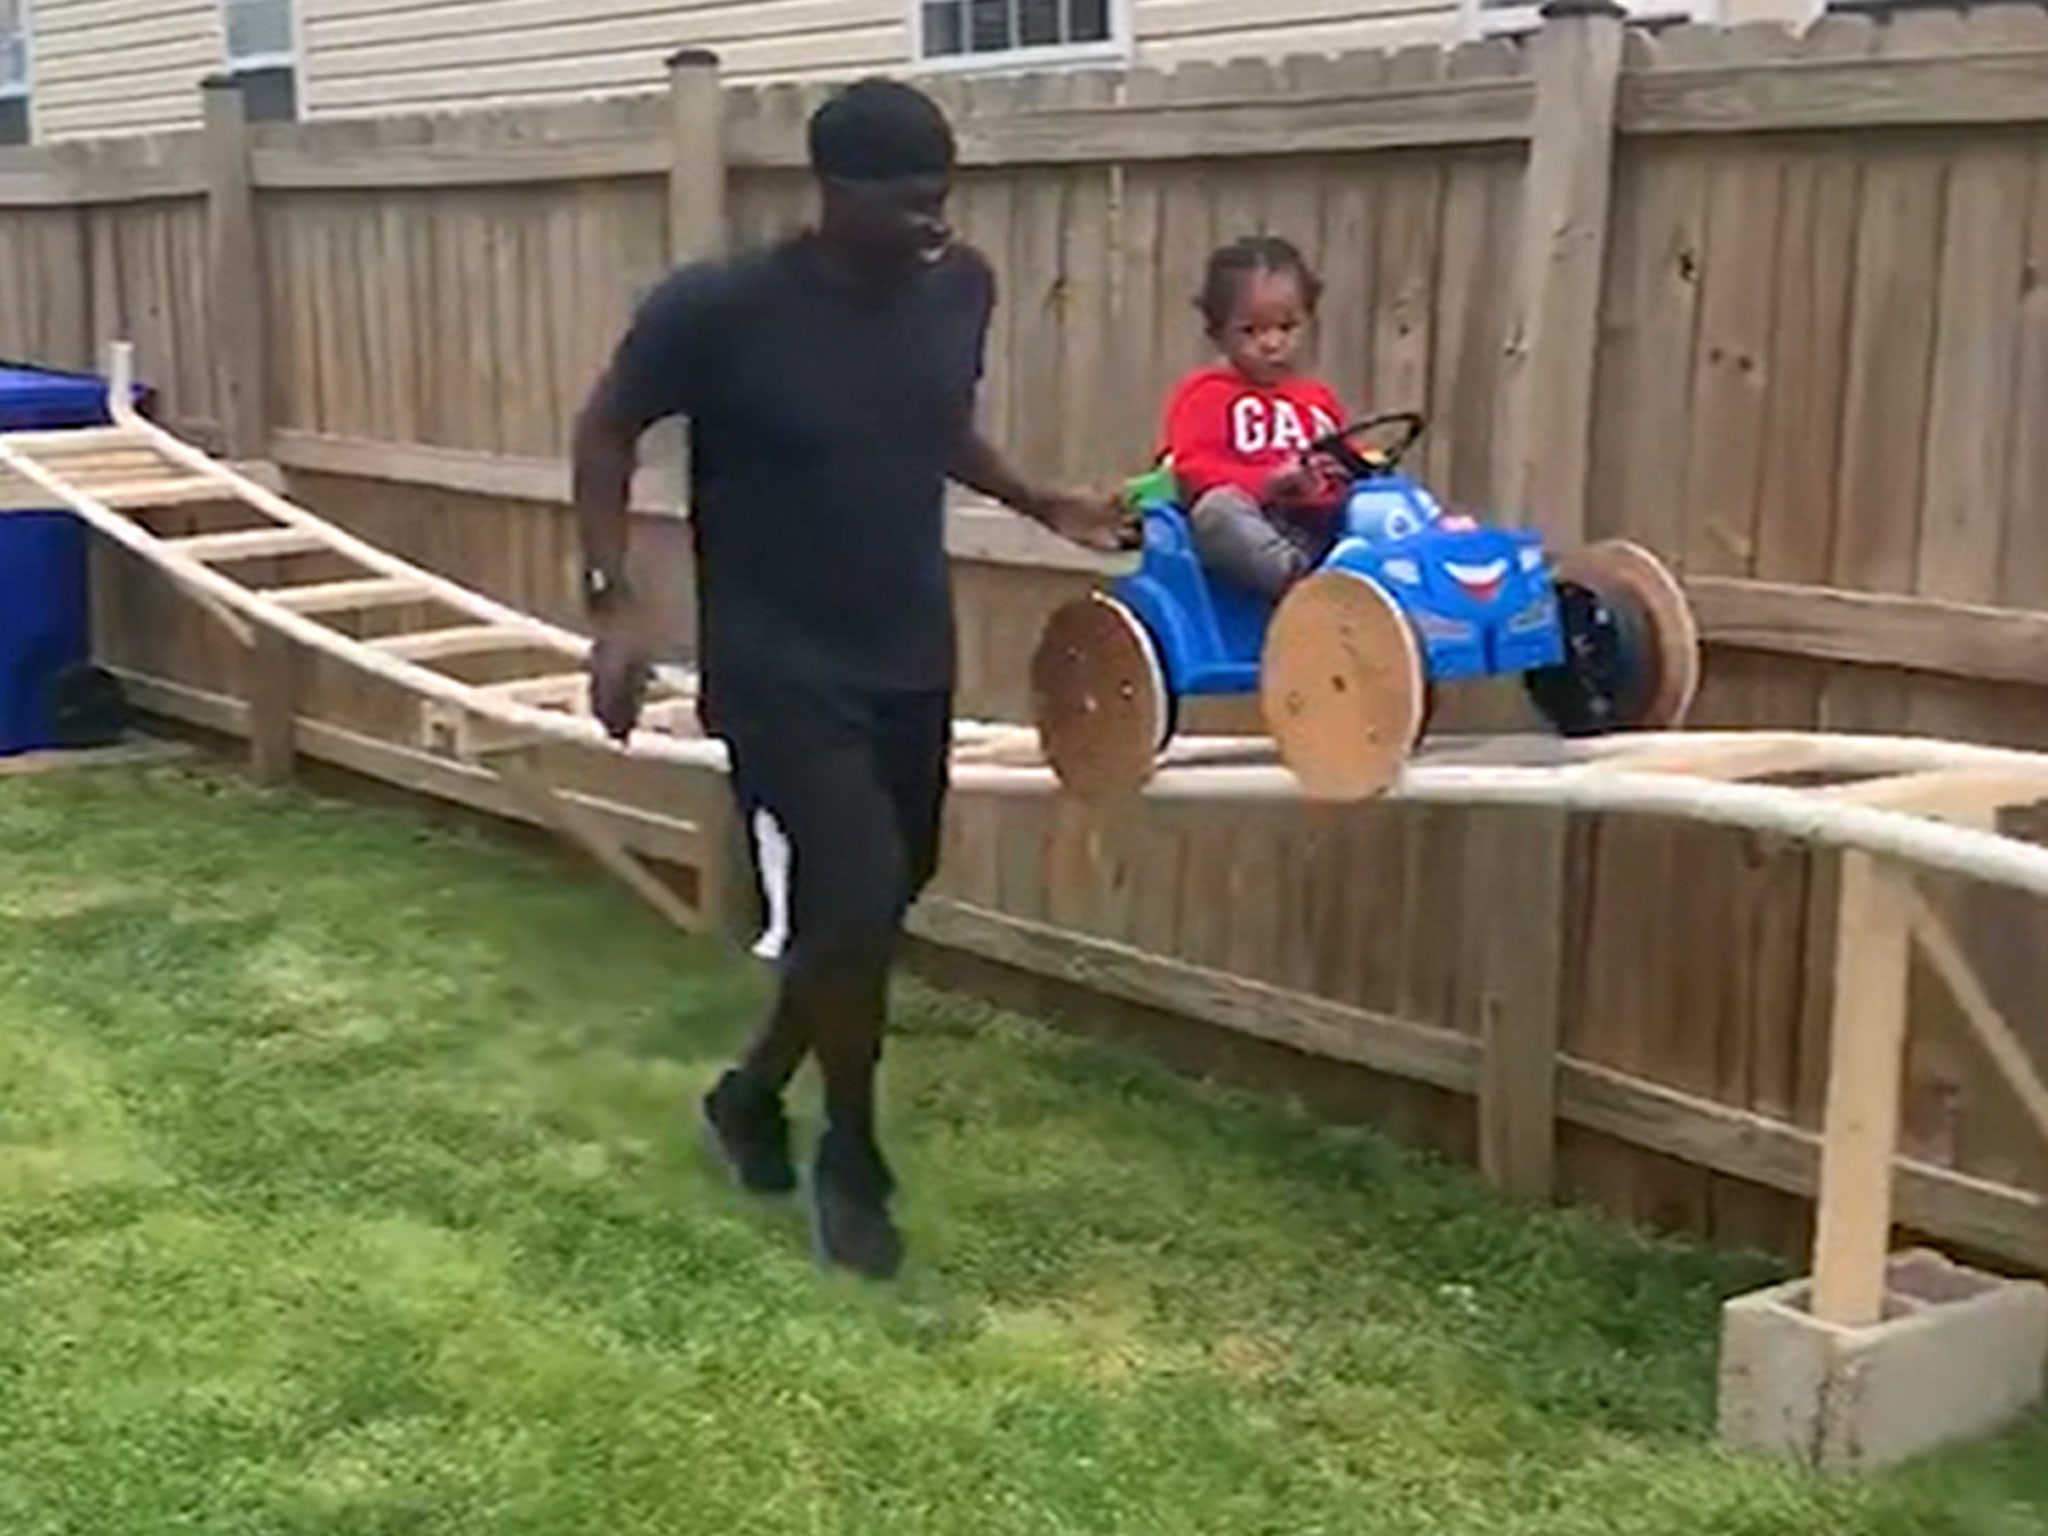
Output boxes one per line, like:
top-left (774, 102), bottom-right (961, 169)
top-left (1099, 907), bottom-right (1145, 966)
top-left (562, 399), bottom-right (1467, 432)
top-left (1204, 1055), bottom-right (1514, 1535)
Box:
top-left (717, 676), bottom-right (951, 974)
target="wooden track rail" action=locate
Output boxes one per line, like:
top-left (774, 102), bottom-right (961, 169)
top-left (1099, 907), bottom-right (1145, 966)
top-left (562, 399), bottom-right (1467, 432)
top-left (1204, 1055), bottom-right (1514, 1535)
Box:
top-left (9, 342), bottom-right (2048, 1316)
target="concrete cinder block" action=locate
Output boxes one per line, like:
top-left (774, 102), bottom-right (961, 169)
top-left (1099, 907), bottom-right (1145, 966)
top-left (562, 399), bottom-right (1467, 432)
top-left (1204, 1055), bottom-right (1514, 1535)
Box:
top-left (1718, 1248), bottom-right (2048, 1474)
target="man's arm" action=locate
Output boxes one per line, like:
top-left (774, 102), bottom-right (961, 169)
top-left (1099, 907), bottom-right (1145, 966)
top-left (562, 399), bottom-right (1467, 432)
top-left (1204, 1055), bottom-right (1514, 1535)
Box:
top-left (570, 368), bottom-right (646, 603)
top-left (569, 264), bottom-right (718, 611)
top-left (950, 423), bottom-right (1053, 524)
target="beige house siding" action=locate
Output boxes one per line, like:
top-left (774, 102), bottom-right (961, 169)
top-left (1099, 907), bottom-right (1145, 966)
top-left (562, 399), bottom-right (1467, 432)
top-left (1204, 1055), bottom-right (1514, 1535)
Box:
top-left (1131, 0), bottom-right (1463, 67)
top-left (32, 0), bottom-right (222, 141)
top-left (22, 0), bottom-right (1824, 142)
top-left (303, 0), bottom-right (904, 117)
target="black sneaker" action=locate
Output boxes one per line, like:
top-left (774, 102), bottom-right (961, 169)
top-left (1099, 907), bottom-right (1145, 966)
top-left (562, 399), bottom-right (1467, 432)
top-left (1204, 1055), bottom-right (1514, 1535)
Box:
top-left (700, 1071), bottom-right (797, 1196)
top-left (809, 1127), bottom-right (904, 1282)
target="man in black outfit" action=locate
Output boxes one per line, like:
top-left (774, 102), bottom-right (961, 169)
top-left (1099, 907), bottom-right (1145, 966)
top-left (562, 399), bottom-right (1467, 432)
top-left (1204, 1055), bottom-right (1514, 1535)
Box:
top-left (569, 78), bottom-right (1131, 1281)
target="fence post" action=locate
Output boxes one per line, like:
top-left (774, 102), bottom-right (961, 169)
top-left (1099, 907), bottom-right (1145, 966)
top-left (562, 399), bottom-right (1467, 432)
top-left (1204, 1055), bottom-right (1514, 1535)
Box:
top-left (662, 48), bottom-right (750, 942)
top-left (203, 74), bottom-right (297, 785)
top-left (200, 74), bottom-right (270, 461)
top-left (1473, 0), bottom-right (1627, 1201)
top-left (667, 48), bottom-right (727, 264)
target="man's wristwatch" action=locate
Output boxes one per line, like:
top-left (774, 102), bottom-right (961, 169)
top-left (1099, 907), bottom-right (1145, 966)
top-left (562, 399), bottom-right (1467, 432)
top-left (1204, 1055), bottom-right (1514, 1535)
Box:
top-left (581, 565), bottom-right (632, 616)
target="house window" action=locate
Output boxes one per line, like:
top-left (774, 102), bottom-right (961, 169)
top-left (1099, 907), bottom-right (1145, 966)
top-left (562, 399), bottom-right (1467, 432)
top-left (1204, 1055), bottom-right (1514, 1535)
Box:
top-left (0, 0), bottom-right (31, 148)
top-left (917, 0), bottom-right (1120, 65)
top-left (1467, 0), bottom-right (1715, 34)
top-left (222, 0), bottom-right (297, 122)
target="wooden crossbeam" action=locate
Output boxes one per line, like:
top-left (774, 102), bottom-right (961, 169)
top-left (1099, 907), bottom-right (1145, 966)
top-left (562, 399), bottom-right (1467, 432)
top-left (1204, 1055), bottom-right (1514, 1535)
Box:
top-left (264, 575), bottom-right (436, 615)
top-left (373, 624), bottom-right (551, 662)
top-left (75, 476), bottom-right (226, 508)
top-left (0, 425), bottom-right (145, 455)
top-left (475, 671), bottom-right (591, 709)
top-left (1585, 736), bottom-right (1827, 781)
top-left (1824, 767), bottom-right (2048, 822)
top-left (489, 749), bottom-right (702, 933)
top-left (165, 526), bottom-right (331, 562)
top-left (1907, 891), bottom-right (2048, 1157)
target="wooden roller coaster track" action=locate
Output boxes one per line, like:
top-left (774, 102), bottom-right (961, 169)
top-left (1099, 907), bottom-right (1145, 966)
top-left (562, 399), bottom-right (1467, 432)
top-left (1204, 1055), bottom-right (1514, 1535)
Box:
top-left (8, 342), bottom-right (2048, 1327)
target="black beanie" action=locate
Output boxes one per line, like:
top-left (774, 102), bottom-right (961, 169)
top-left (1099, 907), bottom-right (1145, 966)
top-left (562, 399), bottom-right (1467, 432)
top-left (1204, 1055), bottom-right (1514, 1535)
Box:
top-left (808, 77), bottom-right (957, 182)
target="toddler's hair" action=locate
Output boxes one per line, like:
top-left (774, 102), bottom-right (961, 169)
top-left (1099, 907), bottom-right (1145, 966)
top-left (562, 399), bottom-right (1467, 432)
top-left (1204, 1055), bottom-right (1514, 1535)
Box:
top-left (1195, 235), bottom-right (1324, 335)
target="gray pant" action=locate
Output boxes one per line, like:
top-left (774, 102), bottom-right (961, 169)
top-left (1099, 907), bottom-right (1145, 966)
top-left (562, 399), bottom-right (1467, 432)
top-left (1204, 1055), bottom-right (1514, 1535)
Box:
top-left (1188, 485), bottom-right (1327, 599)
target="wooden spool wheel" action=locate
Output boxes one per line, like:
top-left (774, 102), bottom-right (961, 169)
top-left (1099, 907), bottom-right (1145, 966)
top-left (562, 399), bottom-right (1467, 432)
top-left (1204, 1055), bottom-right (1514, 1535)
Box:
top-left (1260, 569), bottom-right (1428, 802)
top-left (1030, 592), bottom-right (1175, 803)
top-left (1523, 539), bottom-right (1700, 739)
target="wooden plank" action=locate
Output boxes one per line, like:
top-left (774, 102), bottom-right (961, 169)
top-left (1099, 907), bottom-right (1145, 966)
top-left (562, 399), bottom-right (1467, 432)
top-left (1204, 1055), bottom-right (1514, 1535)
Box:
top-left (491, 749), bottom-right (703, 934)
top-left (110, 665), bottom-right (706, 870)
top-left (1689, 576), bottom-right (2048, 687)
top-left (730, 76), bottom-right (1538, 168)
top-left (1824, 768), bottom-right (2048, 817)
top-left (1559, 1057), bottom-right (2048, 1271)
top-left (371, 624), bottom-right (556, 663)
top-left (244, 73), bottom-right (1532, 195)
top-left (0, 141), bottom-right (208, 208)
top-left (908, 897), bottom-right (1484, 1093)
top-left (912, 889), bottom-right (2048, 1271)
top-left (272, 428), bottom-right (680, 511)
top-left (1620, 46), bottom-right (2048, 137)
top-left (1810, 853), bottom-right (1913, 1326)
top-left (166, 527), bottom-right (330, 562)
top-left (268, 428), bottom-right (1125, 573)
top-left (1909, 891), bottom-right (2048, 1158)
top-left (1492, 5), bottom-right (1625, 539)
top-left (0, 738), bottom-right (192, 776)
top-left (252, 131), bottom-right (667, 193)
top-left (263, 575), bottom-right (436, 615)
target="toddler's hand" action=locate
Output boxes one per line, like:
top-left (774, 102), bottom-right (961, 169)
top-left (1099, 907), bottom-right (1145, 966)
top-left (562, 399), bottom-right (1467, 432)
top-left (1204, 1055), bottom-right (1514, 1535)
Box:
top-left (1265, 460), bottom-right (1318, 505)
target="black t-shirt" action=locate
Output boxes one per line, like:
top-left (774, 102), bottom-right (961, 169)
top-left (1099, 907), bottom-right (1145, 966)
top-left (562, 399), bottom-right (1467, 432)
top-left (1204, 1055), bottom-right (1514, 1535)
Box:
top-left (603, 232), bottom-right (996, 718)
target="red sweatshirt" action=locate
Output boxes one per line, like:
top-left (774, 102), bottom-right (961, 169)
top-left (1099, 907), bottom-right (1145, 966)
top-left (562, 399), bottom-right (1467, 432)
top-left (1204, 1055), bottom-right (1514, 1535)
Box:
top-left (1160, 364), bottom-right (1350, 513)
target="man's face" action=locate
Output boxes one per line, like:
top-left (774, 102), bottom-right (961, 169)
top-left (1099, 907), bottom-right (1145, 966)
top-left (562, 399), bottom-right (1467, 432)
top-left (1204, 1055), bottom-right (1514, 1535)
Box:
top-left (822, 172), bottom-right (954, 275)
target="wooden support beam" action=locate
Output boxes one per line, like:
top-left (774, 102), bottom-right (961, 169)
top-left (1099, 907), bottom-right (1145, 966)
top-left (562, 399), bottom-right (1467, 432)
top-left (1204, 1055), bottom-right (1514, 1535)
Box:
top-left (1824, 767), bottom-right (2048, 822)
top-left (1907, 890), bottom-right (2048, 1158)
top-left (490, 749), bottom-right (703, 934)
top-left (201, 75), bottom-right (271, 463)
top-left (1589, 736), bottom-right (1826, 782)
top-left (246, 627), bottom-right (301, 786)
top-left (1810, 853), bottom-right (1914, 1327)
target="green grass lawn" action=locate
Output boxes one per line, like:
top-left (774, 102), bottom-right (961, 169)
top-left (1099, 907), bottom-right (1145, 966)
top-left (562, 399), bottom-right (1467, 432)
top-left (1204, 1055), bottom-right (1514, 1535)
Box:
top-left (2, 761), bottom-right (2045, 1535)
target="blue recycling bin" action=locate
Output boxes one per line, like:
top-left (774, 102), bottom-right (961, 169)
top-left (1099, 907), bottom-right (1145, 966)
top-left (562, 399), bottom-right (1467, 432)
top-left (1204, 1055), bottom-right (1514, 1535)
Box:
top-left (0, 358), bottom-right (152, 755)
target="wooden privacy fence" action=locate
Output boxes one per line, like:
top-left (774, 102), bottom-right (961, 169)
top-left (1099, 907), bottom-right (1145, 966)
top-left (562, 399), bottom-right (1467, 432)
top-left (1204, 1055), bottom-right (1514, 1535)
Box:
top-left (5, 4), bottom-right (2048, 1274)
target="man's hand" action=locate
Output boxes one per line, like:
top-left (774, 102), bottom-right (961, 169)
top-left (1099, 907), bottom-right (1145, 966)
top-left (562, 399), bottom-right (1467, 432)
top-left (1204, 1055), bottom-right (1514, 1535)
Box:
top-left (586, 609), bottom-right (653, 744)
top-left (1027, 488), bottom-right (1140, 553)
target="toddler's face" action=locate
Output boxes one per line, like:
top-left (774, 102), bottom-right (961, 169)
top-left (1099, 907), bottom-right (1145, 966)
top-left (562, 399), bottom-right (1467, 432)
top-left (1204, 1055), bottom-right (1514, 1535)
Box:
top-left (1219, 269), bottom-right (1311, 386)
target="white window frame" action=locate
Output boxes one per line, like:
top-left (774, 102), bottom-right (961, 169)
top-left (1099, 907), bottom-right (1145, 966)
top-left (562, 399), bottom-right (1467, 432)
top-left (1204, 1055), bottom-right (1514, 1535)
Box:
top-left (1464, 0), bottom-right (1720, 36)
top-left (0, 0), bottom-right (33, 123)
top-left (221, 0), bottom-right (299, 77)
top-left (910, 0), bottom-right (1130, 75)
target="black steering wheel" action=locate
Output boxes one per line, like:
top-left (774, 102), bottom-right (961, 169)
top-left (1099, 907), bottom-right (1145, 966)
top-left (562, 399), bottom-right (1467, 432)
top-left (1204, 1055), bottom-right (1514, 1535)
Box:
top-left (1310, 412), bottom-right (1428, 481)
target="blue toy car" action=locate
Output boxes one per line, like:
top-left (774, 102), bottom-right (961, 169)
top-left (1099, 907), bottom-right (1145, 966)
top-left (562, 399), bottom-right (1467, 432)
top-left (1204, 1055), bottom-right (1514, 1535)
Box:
top-left (1031, 412), bottom-right (1701, 802)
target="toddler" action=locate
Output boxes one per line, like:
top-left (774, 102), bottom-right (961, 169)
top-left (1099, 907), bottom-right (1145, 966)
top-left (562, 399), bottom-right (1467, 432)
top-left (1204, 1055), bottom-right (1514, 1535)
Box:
top-left (1159, 236), bottom-right (1350, 598)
